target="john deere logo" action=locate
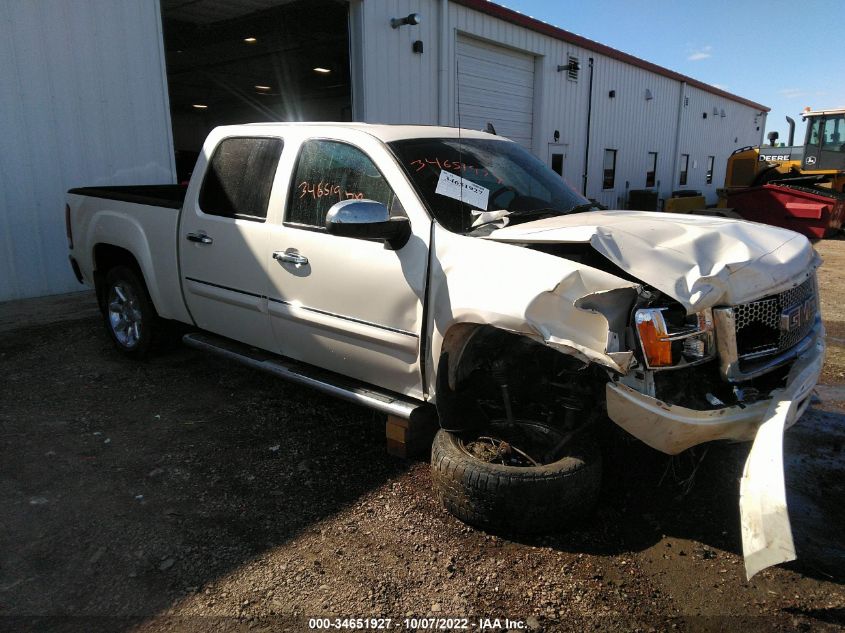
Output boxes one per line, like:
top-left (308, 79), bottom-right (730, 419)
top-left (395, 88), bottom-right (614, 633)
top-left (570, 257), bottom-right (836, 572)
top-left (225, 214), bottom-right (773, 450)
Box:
top-left (806, 156), bottom-right (817, 166)
top-left (780, 297), bottom-right (817, 332)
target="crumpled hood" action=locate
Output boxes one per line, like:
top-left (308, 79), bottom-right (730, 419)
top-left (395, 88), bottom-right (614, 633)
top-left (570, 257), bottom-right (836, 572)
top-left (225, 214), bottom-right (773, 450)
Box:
top-left (485, 210), bottom-right (820, 313)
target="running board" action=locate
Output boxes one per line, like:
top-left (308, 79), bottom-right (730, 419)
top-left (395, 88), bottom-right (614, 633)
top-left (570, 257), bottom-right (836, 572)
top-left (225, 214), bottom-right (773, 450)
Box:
top-left (182, 332), bottom-right (426, 420)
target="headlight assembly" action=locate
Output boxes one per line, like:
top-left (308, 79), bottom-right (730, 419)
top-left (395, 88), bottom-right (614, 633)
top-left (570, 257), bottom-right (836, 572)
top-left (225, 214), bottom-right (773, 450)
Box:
top-left (635, 307), bottom-right (715, 369)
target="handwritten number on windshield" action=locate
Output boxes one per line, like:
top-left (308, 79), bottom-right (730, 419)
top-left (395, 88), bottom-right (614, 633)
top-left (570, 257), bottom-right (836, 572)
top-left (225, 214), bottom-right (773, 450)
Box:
top-left (408, 158), bottom-right (502, 184)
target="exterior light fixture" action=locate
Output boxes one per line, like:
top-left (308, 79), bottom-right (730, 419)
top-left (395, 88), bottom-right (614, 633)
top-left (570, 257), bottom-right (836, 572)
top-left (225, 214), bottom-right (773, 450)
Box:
top-left (390, 13), bottom-right (421, 28)
top-left (192, 104), bottom-right (208, 109)
top-left (313, 67), bottom-right (331, 74)
top-left (243, 37), bottom-right (257, 43)
top-left (645, 89), bottom-right (653, 100)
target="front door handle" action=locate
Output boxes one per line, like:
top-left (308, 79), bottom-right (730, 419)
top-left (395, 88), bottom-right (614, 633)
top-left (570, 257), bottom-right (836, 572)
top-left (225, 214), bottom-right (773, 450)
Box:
top-left (186, 232), bottom-right (213, 245)
top-left (273, 249), bottom-right (309, 268)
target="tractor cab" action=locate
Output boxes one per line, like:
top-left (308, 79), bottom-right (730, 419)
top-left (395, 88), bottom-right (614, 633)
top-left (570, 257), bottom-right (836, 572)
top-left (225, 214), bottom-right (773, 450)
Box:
top-left (802, 108), bottom-right (845, 175)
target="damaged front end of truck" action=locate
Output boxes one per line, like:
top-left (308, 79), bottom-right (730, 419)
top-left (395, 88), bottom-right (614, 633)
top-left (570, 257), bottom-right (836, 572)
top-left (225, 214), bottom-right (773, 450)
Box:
top-left (427, 212), bottom-right (824, 577)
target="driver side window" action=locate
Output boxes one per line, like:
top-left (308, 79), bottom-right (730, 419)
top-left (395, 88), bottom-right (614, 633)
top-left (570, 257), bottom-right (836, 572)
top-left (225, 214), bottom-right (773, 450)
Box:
top-left (286, 140), bottom-right (400, 228)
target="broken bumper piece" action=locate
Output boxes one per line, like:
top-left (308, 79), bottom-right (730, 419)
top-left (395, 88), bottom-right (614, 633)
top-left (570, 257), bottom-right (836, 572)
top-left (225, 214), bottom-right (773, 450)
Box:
top-left (605, 332), bottom-right (825, 456)
top-left (740, 331), bottom-right (827, 579)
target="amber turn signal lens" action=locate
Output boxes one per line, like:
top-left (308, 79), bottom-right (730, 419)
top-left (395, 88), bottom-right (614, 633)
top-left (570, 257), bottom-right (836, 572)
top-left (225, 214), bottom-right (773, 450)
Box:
top-left (635, 309), bottom-right (673, 367)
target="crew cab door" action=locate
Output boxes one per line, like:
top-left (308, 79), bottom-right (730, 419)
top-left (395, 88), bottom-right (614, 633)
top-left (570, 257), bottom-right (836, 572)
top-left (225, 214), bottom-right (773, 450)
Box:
top-left (264, 134), bottom-right (430, 399)
top-left (179, 135), bottom-right (284, 350)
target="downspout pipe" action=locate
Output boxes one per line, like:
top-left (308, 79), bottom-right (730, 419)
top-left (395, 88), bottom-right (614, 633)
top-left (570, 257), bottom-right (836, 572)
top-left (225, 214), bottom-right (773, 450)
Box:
top-left (670, 81), bottom-right (686, 192)
top-left (438, 0), bottom-right (449, 125)
top-left (581, 57), bottom-right (594, 196)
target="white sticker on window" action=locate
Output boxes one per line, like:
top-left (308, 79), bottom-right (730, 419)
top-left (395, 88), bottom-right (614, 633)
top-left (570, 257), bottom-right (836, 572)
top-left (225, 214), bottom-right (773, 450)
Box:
top-left (434, 170), bottom-right (489, 210)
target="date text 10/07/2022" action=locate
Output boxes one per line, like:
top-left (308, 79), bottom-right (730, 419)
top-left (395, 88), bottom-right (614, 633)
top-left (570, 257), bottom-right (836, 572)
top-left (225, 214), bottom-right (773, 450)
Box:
top-left (307, 617), bottom-right (529, 630)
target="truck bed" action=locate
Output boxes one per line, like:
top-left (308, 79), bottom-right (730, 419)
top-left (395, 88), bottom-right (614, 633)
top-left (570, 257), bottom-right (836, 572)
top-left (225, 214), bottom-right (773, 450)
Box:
top-left (67, 184), bottom-right (187, 209)
top-left (66, 185), bottom-right (191, 324)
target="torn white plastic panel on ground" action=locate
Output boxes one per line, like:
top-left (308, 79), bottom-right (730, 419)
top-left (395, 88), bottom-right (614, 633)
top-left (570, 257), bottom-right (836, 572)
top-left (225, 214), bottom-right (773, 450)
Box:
top-left (485, 210), bottom-right (820, 314)
top-left (740, 338), bottom-right (825, 580)
top-left (740, 398), bottom-right (796, 581)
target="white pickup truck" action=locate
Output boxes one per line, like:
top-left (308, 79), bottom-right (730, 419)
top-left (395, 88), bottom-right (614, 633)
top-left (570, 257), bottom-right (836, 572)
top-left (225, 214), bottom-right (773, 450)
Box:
top-left (67, 123), bottom-right (824, 536)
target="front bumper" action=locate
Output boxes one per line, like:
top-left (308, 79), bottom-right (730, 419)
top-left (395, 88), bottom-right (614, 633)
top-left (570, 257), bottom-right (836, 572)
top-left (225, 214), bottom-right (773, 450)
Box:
top-left (606, 328), bottom-right (825, 455)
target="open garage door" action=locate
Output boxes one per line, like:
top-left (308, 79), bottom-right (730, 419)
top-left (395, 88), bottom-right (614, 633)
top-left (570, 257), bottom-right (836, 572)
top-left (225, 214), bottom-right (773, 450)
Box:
top-left (456, 35), bottom-right (535, 150)
top-left (161, 0), bottom-right (352, 181)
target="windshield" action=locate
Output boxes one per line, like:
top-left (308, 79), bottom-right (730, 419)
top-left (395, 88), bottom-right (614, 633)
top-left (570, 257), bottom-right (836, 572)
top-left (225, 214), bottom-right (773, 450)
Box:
top-left (388, 137), bottom-right (592, 234)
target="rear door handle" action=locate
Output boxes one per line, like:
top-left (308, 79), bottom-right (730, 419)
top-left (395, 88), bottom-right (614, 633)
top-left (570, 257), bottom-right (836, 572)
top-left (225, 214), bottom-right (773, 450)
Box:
top-left (186, 232), bottom-right (213, 244)
top-left (273, 249), bottom-right (309, 267)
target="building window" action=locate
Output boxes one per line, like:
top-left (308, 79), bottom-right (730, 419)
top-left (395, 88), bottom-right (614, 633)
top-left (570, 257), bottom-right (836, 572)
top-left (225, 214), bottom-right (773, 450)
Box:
top-left (706, 156), bottom-right (715, 184)
top-left (603, 149), bottom-right (617, 190)
top-left (679, 153), bottom-right (689, 186)
top-left (646, 152), bottom-right (657, 188)
top-left (567, 55), bottom-right (579, 81)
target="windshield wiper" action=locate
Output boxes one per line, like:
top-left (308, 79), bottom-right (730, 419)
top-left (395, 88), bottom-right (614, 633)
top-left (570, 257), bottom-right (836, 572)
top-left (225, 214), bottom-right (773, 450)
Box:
top-left (468, 205), bottom-right (590, 234)
top-left (566, 202), bottom-right (601, 214)
top-left (503, 208), bottom-right (564, 226)
top-left (468, 208), bottom-right (561, 234)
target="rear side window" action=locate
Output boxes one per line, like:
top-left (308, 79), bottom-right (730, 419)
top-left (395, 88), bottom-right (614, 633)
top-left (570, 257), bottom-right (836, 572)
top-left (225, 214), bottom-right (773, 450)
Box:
top-left (199, 137), bottom-right (283, 221)
top-left (287, 139), bottom-right (397, 228)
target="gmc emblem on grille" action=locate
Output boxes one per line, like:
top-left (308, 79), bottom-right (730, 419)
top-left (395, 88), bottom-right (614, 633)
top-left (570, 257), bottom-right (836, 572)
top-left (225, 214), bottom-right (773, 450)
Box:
top-left (780, 297), bottom-right (817, 332)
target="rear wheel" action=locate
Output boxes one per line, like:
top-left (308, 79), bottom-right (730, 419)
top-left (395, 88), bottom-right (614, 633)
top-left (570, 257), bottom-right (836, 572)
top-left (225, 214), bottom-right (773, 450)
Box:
top-left (103, 266), bottom-right (157, 358)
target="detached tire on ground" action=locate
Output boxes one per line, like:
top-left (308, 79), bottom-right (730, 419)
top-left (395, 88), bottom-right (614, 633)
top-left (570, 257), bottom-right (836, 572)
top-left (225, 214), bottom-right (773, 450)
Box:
top-left (431, 428), bottom-right (602, 534)
top-left (102, 266), bottom-right (159, 359)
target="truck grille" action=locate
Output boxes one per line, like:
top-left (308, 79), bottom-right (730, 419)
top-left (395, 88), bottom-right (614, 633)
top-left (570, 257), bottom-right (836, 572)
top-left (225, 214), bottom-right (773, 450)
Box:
top-left (734, 276), bottom-right (817, 359)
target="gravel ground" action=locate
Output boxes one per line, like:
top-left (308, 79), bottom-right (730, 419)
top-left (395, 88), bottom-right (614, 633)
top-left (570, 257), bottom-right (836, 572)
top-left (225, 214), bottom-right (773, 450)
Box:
top-left (2, 242), bottom-right (845, 633)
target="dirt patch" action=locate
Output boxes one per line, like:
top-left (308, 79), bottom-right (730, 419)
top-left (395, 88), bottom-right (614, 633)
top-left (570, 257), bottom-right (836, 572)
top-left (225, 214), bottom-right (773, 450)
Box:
top-left (1, 245), bottom-right (845, 632)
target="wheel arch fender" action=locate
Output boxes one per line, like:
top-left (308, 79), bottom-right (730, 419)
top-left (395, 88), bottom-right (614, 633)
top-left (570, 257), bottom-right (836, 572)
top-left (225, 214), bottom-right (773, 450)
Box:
top-left (88, 212), bottom-right (164, 316)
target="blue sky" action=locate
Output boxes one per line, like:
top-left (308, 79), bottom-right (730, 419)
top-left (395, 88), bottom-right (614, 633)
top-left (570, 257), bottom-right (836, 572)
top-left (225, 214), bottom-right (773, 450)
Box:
top-left (497, 0), bottom-right (844, 146)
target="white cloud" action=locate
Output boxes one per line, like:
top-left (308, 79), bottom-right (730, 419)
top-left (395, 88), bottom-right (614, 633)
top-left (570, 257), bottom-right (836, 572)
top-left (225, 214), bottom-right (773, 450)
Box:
top-left (687, 45), bottom-right (712, 61)
top-left (779, 88), bottom-right (807, 99)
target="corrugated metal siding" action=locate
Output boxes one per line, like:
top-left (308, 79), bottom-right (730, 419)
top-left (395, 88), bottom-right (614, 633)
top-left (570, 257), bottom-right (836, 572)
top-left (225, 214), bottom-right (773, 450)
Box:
top-left (587, 61), bottom-right (682, 208)
top-left (355, 0), bottom-right (764, 207)
top-left (0, 0), bottom-right (174, 302)
top-left (350, 0), bottom-right (440, 125)
top-left (676, 85), bottom-right (767, 201)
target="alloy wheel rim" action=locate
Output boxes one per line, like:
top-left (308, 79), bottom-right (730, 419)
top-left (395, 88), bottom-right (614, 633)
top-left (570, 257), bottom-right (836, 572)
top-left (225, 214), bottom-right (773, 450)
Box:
top-left (108, 282), bottom-right (142, 348)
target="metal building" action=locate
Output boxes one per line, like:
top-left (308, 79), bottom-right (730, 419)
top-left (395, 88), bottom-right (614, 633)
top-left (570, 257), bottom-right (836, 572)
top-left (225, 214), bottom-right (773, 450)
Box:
top-left (0, 1), bottom-right (174, 302)
top-left (0, 0), bottom-right (768, 301)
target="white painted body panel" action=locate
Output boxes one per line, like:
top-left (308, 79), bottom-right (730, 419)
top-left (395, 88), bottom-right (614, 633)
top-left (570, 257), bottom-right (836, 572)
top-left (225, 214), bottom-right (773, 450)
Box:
top-left (67, 194), bottom-right (190, 324)
top-left (177, 128), bottom-right (285, 351)
top-left (261, 126), bottom-right (431, 398)
top-left (425, 224), bottom-right (641, 395)
top-left (485, 210), bottom-right (819, 313)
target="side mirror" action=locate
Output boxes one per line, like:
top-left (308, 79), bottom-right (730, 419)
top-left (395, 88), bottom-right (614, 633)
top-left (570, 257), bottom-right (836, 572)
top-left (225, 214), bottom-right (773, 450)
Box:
top-left (325, 199), bottom-right (411, 250)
